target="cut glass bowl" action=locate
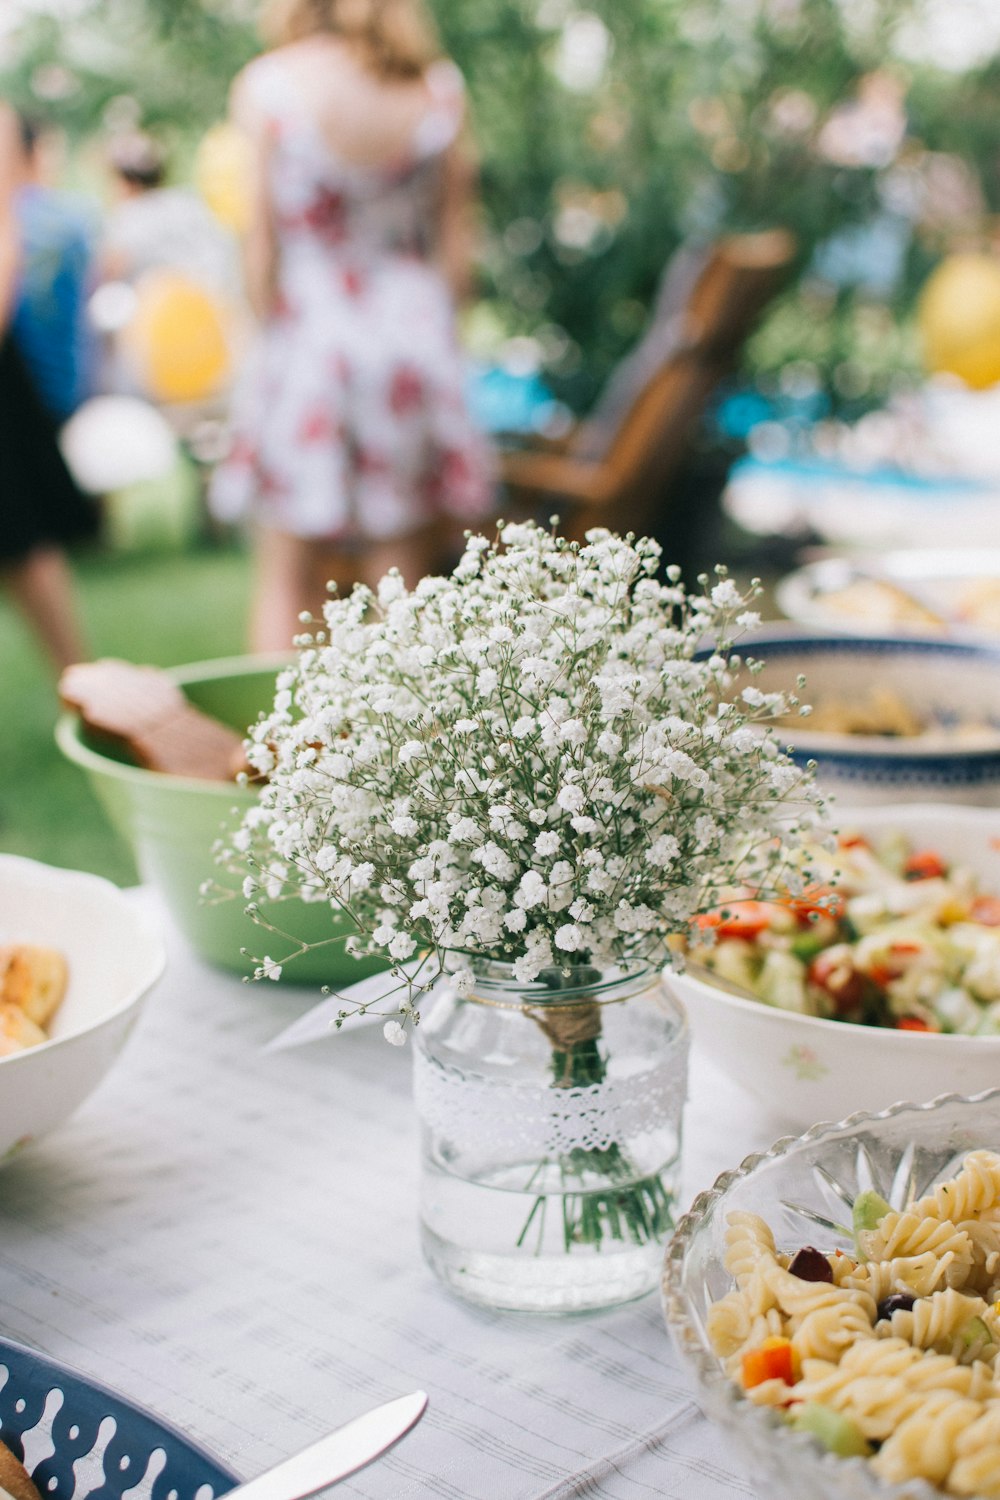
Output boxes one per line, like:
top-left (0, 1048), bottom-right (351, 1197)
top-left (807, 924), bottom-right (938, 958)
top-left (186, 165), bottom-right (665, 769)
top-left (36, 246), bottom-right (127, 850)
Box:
top-left (663, 1088), bottom-right (1000, 1500)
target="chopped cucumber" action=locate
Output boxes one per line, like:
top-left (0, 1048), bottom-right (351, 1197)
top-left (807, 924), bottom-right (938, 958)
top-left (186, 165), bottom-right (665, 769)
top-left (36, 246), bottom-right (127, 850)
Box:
top-left (961, 1315), bottom-right (990, 1350)
top-left (791, 931), bottom-right (828, 962)
top-left (852, 1190), bottom-right (891, 1246)
top-left (757, 949), bottom-right (809, 1013)
top-left (790, 1402), bottom-right (872, 1457)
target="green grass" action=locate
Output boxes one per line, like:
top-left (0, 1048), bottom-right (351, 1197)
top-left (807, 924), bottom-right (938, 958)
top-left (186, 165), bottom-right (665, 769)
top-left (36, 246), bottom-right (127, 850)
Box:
top-left (0, 540), bottom-right (252, 886)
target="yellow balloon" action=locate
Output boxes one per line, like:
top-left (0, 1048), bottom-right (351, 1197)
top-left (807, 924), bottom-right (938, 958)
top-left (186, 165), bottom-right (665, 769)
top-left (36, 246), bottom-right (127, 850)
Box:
top-left (124, 271), bottom-right (232, 405)
top-left (918, 254), bottom-right (1000, 390)
top-left (194, 122), bottom-right (254, 235)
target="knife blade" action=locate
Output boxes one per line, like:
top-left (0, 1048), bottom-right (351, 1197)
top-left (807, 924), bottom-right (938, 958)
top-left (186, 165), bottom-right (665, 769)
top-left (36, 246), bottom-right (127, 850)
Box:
top-left (223, 1391), bottom-right (428, 1500)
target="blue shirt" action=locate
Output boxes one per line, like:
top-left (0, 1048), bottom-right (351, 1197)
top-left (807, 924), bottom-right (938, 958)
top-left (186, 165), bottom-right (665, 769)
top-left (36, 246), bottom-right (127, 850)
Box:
top-left (12, 185), bottom-right (96, 422)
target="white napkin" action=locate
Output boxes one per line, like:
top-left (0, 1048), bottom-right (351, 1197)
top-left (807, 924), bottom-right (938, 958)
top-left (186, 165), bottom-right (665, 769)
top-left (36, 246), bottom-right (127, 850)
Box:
top-left (262, 962), bottom-right (439, 1051)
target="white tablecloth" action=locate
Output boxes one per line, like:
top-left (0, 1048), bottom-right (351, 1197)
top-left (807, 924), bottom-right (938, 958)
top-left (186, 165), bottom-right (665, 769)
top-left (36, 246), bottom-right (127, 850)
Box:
top-left (0, 893), bottom-right (792, 1500)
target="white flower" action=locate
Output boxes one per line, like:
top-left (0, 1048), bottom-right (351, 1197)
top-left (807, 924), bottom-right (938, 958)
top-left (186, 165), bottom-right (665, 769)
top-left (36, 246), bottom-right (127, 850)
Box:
top-left (560, 718), bottom-right (587, 746)
top-left (711, 578), bottom-right (741, 608)
top-left (383, 1020), bottom-right (407, 1046)
top-left (475, 841), bottom-right (517, 881)
top-left (555, 923), bottom-right (584, 952)
top-left (231, 520), bottom-right (822, 1033)
top-left (259, 955), bottom-right (283, 981)
top-left (534, 831), bottom-right (560, 857)
top-left (557, 784), bottom-right (586, 814)
top-left (515, 870), bottom-right (547, 910)
top-left (449, 817), bottom-right (483, 843)
top-left (648, 834), bottom-right (680, 868)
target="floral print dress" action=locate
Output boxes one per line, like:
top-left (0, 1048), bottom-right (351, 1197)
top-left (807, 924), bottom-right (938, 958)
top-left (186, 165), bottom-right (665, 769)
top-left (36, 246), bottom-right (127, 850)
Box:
top-left (210, 54), bottom-right (493, 542)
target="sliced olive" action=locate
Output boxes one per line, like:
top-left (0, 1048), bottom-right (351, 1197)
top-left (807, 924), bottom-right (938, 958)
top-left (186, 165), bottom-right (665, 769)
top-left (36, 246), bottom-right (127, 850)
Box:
top-left (876, 1292), bottom-right (916, 1321)
top-left (788, 1246), bottom-right (834, 1284)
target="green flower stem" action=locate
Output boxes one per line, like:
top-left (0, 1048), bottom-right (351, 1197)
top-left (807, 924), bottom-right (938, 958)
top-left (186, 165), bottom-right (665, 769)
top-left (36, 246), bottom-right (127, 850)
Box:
top-left (518, 1005), bottom-right (675, 1255)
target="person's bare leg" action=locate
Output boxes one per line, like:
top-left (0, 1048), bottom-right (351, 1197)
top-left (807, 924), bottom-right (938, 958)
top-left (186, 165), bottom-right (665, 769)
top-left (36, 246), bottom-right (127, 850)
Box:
top-left (360, 524), bottom-right (446, 592)
top-left (2, 545), bottom-right (88, 674)
top-left (250, 527), bottom-right (315, 654)
top-left (306, 545), bottom-right (361, 614)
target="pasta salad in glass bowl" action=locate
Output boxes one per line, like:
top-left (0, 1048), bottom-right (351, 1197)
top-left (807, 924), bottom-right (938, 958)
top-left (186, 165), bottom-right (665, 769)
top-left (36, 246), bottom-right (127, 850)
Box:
top-left (663, 1088), bottom-right (1000, 1500)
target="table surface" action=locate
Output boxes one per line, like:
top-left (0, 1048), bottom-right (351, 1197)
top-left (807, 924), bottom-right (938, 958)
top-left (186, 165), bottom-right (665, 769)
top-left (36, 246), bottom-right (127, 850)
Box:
top-left (0, 892), bottom-right (794, 1500)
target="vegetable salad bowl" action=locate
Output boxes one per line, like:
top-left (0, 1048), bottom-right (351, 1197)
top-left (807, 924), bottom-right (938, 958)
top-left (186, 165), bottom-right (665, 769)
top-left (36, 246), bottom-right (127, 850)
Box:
top-left (666, 803), bottom-right (1000, 1131)
top-left (662, 1088), bottom-right (1000, 1500)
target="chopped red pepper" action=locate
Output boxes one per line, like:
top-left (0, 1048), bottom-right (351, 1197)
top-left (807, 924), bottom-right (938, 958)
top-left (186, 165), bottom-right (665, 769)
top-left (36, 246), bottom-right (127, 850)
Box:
top-left (808, 949), bottom-right (864, 1013)
top-left (741, 1337), bottom-right (796, 1388)
top-left (903, 850), bottom-right (948, 881)
top-left (868, 942), bottom-right (922, 988)
top-left (838, 833), bottom-right (870, 850)
top-left (694, 900), bottom-right (788, 939)
top-left (896, 1017), bottom-right (936, 1033)
top-left (783, 883), bottom-right (846, 924)
top-left (971, 896), bottom-right (1000, 927)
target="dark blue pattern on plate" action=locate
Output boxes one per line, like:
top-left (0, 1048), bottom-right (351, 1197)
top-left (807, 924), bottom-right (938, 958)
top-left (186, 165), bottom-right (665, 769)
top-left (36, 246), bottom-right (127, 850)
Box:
top-left (0, 1336), bottom-right (237, 1500)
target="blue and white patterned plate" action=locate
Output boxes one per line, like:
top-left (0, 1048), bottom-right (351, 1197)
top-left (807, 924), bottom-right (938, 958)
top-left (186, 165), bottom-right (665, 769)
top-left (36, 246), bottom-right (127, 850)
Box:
top-left (0, 1336), bottom-right (237, 1500)
top-left (740, 629), bottom-right (1000, 804)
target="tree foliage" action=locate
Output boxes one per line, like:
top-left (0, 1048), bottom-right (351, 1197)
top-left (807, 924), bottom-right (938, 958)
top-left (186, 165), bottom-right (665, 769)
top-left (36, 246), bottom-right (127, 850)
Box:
top-left (2, 0), bottom-right (994, 411)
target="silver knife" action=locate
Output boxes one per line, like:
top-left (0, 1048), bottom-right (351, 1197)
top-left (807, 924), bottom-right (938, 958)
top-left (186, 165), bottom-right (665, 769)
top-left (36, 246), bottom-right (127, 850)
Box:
top-left (224, 1391), bottom-right (428, 1500)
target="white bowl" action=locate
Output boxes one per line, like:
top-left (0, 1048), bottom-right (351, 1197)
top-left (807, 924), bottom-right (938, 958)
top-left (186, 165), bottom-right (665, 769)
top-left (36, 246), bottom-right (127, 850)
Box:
top-left (667, 803), bottom-right (1000, 1130)
top-left (0, 855), bottom-right (165, 1162)
top-left (740, 627), bottom-right (1000, 805)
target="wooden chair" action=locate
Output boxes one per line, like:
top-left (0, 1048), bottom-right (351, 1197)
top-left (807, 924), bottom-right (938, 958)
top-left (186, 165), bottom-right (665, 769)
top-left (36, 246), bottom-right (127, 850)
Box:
top-left (498, 229), bottom-right (798, 543)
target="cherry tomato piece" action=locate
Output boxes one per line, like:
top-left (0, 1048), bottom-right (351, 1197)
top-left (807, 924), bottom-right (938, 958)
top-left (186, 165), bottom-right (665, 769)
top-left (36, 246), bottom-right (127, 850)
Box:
top-left (695, 900), bottom-right (788, 939)
top-left (903, 850), bottom-right (948, 881)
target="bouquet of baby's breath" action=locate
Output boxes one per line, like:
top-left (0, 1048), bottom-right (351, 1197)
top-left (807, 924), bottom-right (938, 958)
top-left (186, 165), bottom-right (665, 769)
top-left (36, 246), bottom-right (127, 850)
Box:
top-left (228, 523), bottom-right (823, 1036)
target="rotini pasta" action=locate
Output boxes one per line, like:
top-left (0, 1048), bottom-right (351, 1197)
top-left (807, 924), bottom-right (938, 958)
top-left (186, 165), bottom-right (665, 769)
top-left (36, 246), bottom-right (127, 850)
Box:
top-left (886, 1288), bottom-right (996, 1363)
top-left (912, 1152), bottom-right (1000, 1224)
top-left (706, 1150), bottom-right (1000, 1494)
top-left (859, 1209), bottom-right (974, 1285)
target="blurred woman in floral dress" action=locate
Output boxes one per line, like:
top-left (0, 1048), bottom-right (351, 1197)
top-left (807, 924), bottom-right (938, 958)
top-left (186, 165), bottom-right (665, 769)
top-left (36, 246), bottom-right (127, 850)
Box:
top-left (210, 0), bottom-right (494, 651)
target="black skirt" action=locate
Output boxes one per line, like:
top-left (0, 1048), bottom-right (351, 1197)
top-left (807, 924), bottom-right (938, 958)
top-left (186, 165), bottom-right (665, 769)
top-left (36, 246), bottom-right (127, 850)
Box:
top-left (0, 333), bottom-right (98, 564)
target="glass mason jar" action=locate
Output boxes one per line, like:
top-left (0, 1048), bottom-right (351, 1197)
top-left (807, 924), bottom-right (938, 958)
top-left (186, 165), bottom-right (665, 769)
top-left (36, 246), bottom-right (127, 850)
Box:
top-left (413, 960), bottom-right (689, 1314)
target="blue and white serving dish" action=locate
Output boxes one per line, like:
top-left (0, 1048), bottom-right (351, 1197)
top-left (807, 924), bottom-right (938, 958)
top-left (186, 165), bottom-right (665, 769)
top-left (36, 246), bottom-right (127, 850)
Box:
top-left (741, 629), bottom-right (1000, 805)
top-left (0, 1336), bottom-right (236, 1500)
